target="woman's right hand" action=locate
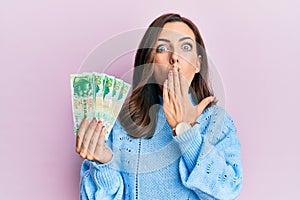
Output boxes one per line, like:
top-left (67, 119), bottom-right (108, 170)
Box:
top-left (76, 117), bottom-right (113, 164)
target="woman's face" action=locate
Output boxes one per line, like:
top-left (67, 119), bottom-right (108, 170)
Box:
top-left (153, 22), bottom-right (201, 87)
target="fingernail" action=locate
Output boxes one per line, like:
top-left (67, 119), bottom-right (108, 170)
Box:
top-left (169, 70), bottom-right (173, 76)
top-left (80, 152), bottom-right (86, 158)
top-left (98, 120), bottom-right (102, 124)
top-left (210, 97), bottom-right (216, 102)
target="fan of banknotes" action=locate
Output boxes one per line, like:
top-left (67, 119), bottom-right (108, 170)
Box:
top-left (70, 72), bottom-right (131, 139)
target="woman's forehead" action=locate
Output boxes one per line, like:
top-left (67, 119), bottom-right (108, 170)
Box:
top-left (158, 22), bottom-right (196, 41)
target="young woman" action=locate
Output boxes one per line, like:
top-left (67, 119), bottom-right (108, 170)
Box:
top-left (76, 13), bottom-right (243, 200)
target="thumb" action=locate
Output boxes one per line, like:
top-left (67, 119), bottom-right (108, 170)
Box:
top-left (196, 96), bottom-right (217, 114)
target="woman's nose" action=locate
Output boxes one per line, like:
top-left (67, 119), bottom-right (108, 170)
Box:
top-left (169, 51), bottom-right (179, 66)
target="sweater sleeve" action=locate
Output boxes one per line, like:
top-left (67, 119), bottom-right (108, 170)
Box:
top-left (79, 125), bottom-right (124, 200)
top-left (80, 159), bottom-right (124, 200)
top-left (173, 106), bottom-right (243, 200)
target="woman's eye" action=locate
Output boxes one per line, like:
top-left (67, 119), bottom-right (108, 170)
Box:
top-left (156, 45), bottom-right (168, 53)
top-left (182, 43), bottom-right (192, 51)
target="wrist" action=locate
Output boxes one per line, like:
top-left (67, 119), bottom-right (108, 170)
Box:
top-left (172, 121), bottom-right (199, 136)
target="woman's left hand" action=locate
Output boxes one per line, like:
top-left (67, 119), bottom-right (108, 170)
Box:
top-left (162, 68), bottom-right (216, 133)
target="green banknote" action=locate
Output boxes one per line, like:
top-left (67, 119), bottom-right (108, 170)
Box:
top-left (70, 73), bottom-right (95, 134)
top-left (70, 72), bottom-right (131, 139)
top-left (93, 73), bottom-right (106, 122)
top-left (112, 82), bottom-right (130, 119)
top-left (101, 75), bottom-right (116, 138)
top-left (103, 77), bottom-right (123, 138)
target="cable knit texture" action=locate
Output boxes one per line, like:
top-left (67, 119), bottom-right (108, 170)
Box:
top-left (80, 104), bottom-right (243, 200)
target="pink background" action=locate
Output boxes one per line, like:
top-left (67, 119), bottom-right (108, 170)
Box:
top-left (1, 0), bottom-right (299, 199)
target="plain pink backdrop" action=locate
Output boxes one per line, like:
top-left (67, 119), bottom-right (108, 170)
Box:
top-left (1, 0), bottom-right (299, 199)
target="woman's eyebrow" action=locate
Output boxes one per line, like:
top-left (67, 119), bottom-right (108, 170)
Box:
top-left (157, 38), bottom-right (170, 43)
top-left (178, 36), bottom-right (194, 42)
top-left (157, 37), bottom-right (194, 43)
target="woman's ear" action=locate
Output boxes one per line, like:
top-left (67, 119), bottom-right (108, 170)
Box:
top-left (195, 55), bottom-right (201, 73)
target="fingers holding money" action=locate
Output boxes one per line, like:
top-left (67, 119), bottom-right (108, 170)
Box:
top-left (93, 126), bottom-right (113, 164)
top-left (76, 117), bottom-right (97, 156)
top-left (76, 118), bottom-right (110, 162)
top-left (86, 120), bottom-right (103, 160)
top-left (76, 117), bottom-right (89, 153)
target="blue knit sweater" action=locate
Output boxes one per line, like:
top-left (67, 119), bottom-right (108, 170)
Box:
top-left (79, 104), bottom-right (243, 200)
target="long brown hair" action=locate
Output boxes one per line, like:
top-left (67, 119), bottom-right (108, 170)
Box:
top-left (119, 13), bottom-right (214, 138)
